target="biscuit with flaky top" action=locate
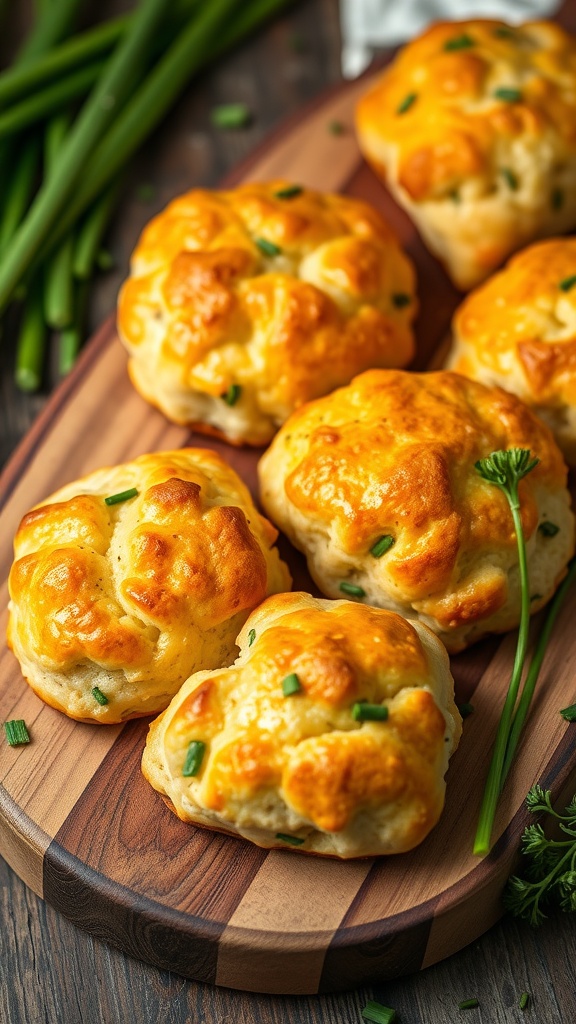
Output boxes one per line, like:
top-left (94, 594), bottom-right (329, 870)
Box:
top-left (447, 237), bottom-right (576, 465)
top-left (356, 19), bottom-right (576, 290)
top-left (142, 593), bottom-right (461, 858)
top-left (7, 449), bottom-right (291, 724)
top-left (258, 370), bottom-right (574, 652)
top-left (117, 182), bottom-right (416, 445)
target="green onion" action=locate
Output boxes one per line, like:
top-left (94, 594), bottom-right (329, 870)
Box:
top-left (275, 833), bottom-right (305, 846)
top-left (15, 277), bottom-right (46, 392)
top-left (274, 185), bottom-right (302, 199)
top-left (91, 686), bottom-right (109, 706)
top-left (44, 114), bottom-right (75, 330)
top-left (73, 183), bottom-right (121, 280)
top-left (339, 582), bottom-right (365, 598)
top-left (396, 92), bottom-right (417, 114)
top-left (59, 280), bottom-right (88, 376)
top-left (16, 0), bottom-right (82, 65)
top-left (559, 275), bottom-right (576, 292)
top-left (328, 119), bottom-right (345, 134)
top-left (211, 102), bottom-right (251, 128)
top-left (494, 87), bottom-right (522, 102)
top-left (255, 237), bottom-right (281, 257)
top-left (361, 1001), bottom-right (397, 1024)
top-left (538, 521), bottom-right (559, 537)
top-left (392, 292), bottom-right (410, 308)
top-left (248, 628), bottom-right (256, 647)
top-left (0, 61), bottom-right (104, 143)
top-left (0, 136), bottom-right (41, 249)
top-left (352, 702), bottom-right (389, 722)
top-left (182, 739), bottom-right (206, 777)
top-left (222, 383), bottom-right (241, 406)
top-left (282, 673), bottom-right (301, 697)
top-left (551, 187), bottom-right (564, 210)
top-left (560, 703), bottom-right (576, 722)
top-left (458, 702), bottom-right (474, 719)
top-left (4, 719), bottom-right (31, 747)
top-left (370, 535), bottom-right (394, 558)
top-left (444, 34), bottom-right (474, 51)
top-left (519, 992), bottom-right (530, 1011)
top-left (501, 167), bottom-right (518, 191)
top-left (458, 998), bottom-right (479, 1009)
top-left (104, 487), bottom-right (138, 506)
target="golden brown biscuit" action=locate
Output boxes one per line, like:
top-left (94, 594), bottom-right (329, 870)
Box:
top-left (356, 20), bottom-right (576, 289)
top-left (258, 370), bottom-right (574, 652)
top-left (7, 449), bottom-right (291, 723)
top-left (142, 593), bottom-right (461, 858)
top-left (447, 237), bottom-right (576, 465)
top-left (117, 182), bottom-right (417, 445)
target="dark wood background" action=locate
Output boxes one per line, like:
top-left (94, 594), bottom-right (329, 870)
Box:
top-left (1, 1), bottom-right (575, 1021)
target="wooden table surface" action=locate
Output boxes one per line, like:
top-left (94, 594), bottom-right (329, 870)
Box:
top-left (1, 2), bottom-right (575, 1021)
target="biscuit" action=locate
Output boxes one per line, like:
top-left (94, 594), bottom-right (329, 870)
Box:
top-left (7, 449), bottom-right (291, 723)
top-left (142, 593), bottom-right (461, 858)
top-left (258, 370), bottom-right (574, 652)
top-left (117, 182), bottom-right (416, 445)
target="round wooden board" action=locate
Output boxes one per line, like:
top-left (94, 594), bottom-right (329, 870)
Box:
top-left (2, 60), bottom-right (576, 998)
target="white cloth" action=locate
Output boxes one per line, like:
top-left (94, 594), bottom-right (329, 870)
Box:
top-left (340, 0), bottom-right (561, 77)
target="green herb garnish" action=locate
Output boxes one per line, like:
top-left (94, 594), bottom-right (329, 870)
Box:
top-left (392, 292), bottom-right (411, 308)
top-left (552, 187), bottom-right (564, 210)
top-left (210, 102), bottom-right (251, 129)
top-left (4, 719), bottom-right (30, 747)
top-left (458, 999), bottom-right (479, 1010)
top-left (282, 672), bottom-right (301, 697)
top-left (458, 702), bottom-right (474, 719)
top-left (370, 535), bottom-right (394, 558)
top-left (473, 448), bottom-right (539, 856)
top-left (248, 628), bottom-right (256, 647)
top-left (353, 702), bottom-right (388, 722)
top-left (361, 1001), bottom-right (397, 1024)
top-left (91, 686), bottom-right (109, 706)
top-left (559, 274), bottom-right (576, 292)
top-left (274, 185), bottom-right (302, 199)
top-left (501, 167), bottom-right (518, 191)
top-left (275, 833), bottom-right (305, 846)
top-left (255, 237), bottom-right (281, 257)
top-left (339, 581), bottom-right (366, 598)
top-left (518, 992), bottom-right (530, 1010)
top-left (396, 92), bottom-right (417, 114)
top-left (538, 521), bottom-right (559, 537)
top-left (560, 703), bottom-right (576, 722)
top-left (222, 383), bottom-right (241, 406)
top-left (182, 740), bottom-right (206, 777)
top-left (104, 487), bottom-right (138, 506)
top-left (494, 87), bottom-right (522, 102)
top-left (444, 34), bottom-right (474, 51)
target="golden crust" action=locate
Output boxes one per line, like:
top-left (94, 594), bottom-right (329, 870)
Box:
top-left (117, 182), bottom-right (417, 445)
top-left (258, 370), bottom-right (574, 651)
top-left (447, 237), bottom-right (576, 464)
top-left (356, 20), bottom-right (576, 288)
top-left (7, 449), bottom-right (291, 723)
top-left (142, 593), bottom-right (461, 858)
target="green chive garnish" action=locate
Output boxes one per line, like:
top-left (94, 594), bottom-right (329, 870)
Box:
top-left (353, 702), bottom-right (389, 722)
top-left (104, 487), bottom-right (138, 506)
top-left (501, 167), bottom-right (518, 190)
top-left (559, 275), bottom-right (576, 292)
top-left (370, 535), bottom-right (394, 558)
top-left (458, 998), bottom-right (480, 1009)
top-left (91, 686), bottom-right (109, 706)
top-left (274, 185), bottom-right (302, 199)
top-left (361, 1000), bottom-right (397, 1024)
top-left (444, 34), bottom-right (474, 51)
top-left (210, 103), bottom-right (251, 129)
top-left (339, 581), bottom-right (366, 598)
top-left (183, 740), bottom-right (206, 777)
top-left (222, 383), bottom-right (241, 406)
top-left (538, 521), bottom-right (559, 537)
top-left (4, 719), bottom-right (30, 747)
top-left (392, 292), bottom-right (411, 308)
top-left (560, 703), bottom-right (576, 722)
top-left (494, 87), bottom-right (522, 102)
top-left (282, 672), bottom-right (301, 697)
top-left (328, 119), bottom-right (345, 135)
top-left (248, 628), bottom-right (256, 647)
top-left (276, 833), bottom-right (305, 846)
top-left (552, 187), bottom-right (564, 210)
top-left (519, 992), bottom-right (530, 1011)
top-left (255, 237), bottom-right (281, 257)
top-left (396, 92), bottom-right (417, 114)
top-left (458, 702), bottom-right (474, 719)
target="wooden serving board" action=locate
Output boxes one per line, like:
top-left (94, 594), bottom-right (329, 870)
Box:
top-left (2, 61), bottom-right (576, 999)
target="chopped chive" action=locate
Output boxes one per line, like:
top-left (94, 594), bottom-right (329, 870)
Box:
top-left (494, 87), bottom-right (522, 102)
top-left (552, 187), bottom-right (564, 210)
top-left (339, 581), bottom-right (365, 598)
top-left (275, 832), bottom-right (305, 846)
top-left (392, 292), bottom-right (410, 308)
top-left (361, 1000), bottom-right (397, 1024)
top-left (274, 185), bottom-right (302, 199)
top-left (328, 119), bottom-right (345, 135)
top-left (182, 739), bottom-right (206, 777)
top-left (370, 535), bottom-right (395, 558)
top-left (353, 702), bottom-right (389, 722)
top-left (282, 672), bottom-right (301, 697)
top-left (538, 520), bottom-right (559, 537)
top-left (396, 92), bottom-right (417, 114)
top-left (519, 992), bottom-right (530, 1011)
top-left (255, 236), bottom-right (281, 257)
top-left (4, 719), bottom-right (30, 747)
top-left (210, 102), bottom-right (251, 129)
top-left (458, 702), bottom-right (474, 719)
top-left (444, 33), bottom-right (474, 51)
top-left (560, 703), bottom-right (576, 722)
top-left (501, 167), bottom-right (518, 190)
top-left (248, 628), bottom-right (256, 647)
top-left (136, 182), bottom-right (155, 202)
top-left (104, 487), bottom-right (138, 506)
top-left (222, 383), bottom-right (241, 406)
top-left (458, 999), bottom-right (479, 1010)
top-left (494, 26), bottom-right (515, 38)
top-left (559, 274), bottom-right (576, 292)
top-left (91, 686), bottom-right (109, 706)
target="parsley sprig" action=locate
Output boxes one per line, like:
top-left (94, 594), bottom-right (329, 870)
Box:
top-left (505, 786), bottom-right (576, 925)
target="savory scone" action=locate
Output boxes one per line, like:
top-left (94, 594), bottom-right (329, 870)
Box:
top-left (447, 237), bottom-right (576, 465)
top-left (355, 19), bottom-right (576, 290)
top-left (258, 370), bottom-right (574, 653)
top-left (117, 181), bottom-right (417, 445)
top-left (142, 592), bottom-right (462, 858)
top-left (7, 449), bottom-right (291, 724)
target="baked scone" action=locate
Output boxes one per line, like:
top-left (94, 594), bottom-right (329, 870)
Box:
top-left (356, 19), bottom-right (576, 290)
top-left (7, 449), bottom-right (291, 724)
top-left (258, 370), bottom-right (574, 653)
top-left (447, 237), bottom-right (576, 465)
top-left (142, 592), bottom-right (462, 858)
top-left (117, 182), bottom-right (417, 445)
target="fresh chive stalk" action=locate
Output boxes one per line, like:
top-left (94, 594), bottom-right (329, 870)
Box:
top-left (0, 61), bottom-right (104, 142)
top-left (59, 280), bottom-right (88, 375)
top-left (352, 702), bottom-right (389, 722)
top-left (44, 114), bottom-right (75, 330)
top-left (275, 833), bottom-right (304, 846)
top-left (182, 739), bottom-right (205, 777)
top-left (16, 0), bottom-right (83, 65)
top-left (0, 135), bottom-right (41, 249)
top-left (282, 673), bottom-right (301, 697)
top-left (104, 487), bottom-right (138, 506)
top-left (560, 702), bottom-right (576, 722)
top-left (4, 719), bottom-right (31, 746)
top-left (91, 686), bottom-right (109, 706)
top-left (361, 1001), bottom-right (397, 1024)
top-left (72, 182), bottom-right (122, 281)
top-left (15, 276), bottom-right (46, 392)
